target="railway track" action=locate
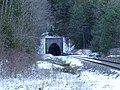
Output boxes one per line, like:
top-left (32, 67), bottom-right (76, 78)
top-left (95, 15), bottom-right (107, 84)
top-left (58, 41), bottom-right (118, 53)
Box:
top-left (70, 56), bottom-right (120, 70)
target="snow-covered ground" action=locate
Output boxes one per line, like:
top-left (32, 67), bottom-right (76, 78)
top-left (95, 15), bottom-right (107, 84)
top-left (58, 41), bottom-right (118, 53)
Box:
top-left (0, 54), bottom-right (120, 90)
top-left (0, 69), bottom-right (120, 90)
top-left (1, 34), bottom-right (120, 90)
top-left (42, 54), bottom-right (83, 67)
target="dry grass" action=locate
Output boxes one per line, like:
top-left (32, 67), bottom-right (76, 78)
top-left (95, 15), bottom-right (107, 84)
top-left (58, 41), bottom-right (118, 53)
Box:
top-left (0, 48), bottom-right (38, 78)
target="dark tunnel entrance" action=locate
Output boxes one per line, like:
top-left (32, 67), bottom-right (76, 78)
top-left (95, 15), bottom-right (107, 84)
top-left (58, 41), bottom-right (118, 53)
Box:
top-left (48, 43), bottom-right (61, 56)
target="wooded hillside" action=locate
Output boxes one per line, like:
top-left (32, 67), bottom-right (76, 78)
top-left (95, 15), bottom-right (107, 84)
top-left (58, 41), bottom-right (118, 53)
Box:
top-left (0, 0), bottom-right (50, 77)
top-left (0, 0), bottom-right (120, 56)
top-left (48, 0), bottom-right (120, 55)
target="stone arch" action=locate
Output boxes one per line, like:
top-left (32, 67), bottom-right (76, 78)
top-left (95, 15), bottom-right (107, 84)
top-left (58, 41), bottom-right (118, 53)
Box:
top-left (45, 38), bottom-right (63, 55)
top-left (48, 43), bottom-right (61, 56)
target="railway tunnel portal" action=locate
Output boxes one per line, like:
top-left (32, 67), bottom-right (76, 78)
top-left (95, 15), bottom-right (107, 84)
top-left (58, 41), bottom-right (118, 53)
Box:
top-left (45, 38), bottom-right (63, 56)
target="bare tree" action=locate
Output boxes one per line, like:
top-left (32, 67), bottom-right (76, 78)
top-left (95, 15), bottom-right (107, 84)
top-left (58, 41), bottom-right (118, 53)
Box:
top-left (0, 0), bottom-right (51, 77)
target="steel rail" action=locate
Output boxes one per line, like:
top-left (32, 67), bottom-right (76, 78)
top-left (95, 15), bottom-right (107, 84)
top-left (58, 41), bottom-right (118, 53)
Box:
top-left (72, 56), bottom-right (120, 70)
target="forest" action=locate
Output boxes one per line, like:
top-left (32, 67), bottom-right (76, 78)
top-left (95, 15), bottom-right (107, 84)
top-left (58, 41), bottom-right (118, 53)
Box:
top-left (48, 0), bottom-right (120, 55)
top-left (0, 0), bottom-right (120, 59)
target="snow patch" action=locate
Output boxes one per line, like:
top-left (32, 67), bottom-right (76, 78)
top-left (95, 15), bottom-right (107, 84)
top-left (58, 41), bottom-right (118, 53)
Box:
top-left (107, 55), bottom-right (120, 58)
top-left (78, 71), bottom-right (120, 90)
top-left (36, 61), bottom-right (64, 69)
top-left (55, 55), bottom-right (83, 67)
top-left (36, 61), bottom-right (53, 69)
top-left (42, 54), bottom-right (83, 67)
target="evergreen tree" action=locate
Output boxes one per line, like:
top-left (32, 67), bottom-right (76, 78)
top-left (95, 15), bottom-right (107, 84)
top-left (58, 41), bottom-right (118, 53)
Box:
top-left (48, 0), bottom-right (73, 36)
top-left (91, 0), bottom-right (120, 54)
top-left (68, 0), bottom-right (96, 49)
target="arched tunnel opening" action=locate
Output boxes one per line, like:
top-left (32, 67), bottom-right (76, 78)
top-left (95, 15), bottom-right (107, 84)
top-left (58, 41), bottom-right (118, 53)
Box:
top-left (48, 43), bottom-right (61, 56)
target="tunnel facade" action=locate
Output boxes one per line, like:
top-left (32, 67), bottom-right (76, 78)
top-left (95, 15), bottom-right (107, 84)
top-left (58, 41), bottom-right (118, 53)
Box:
top-left (45, 38), bottom-right (63, 56)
